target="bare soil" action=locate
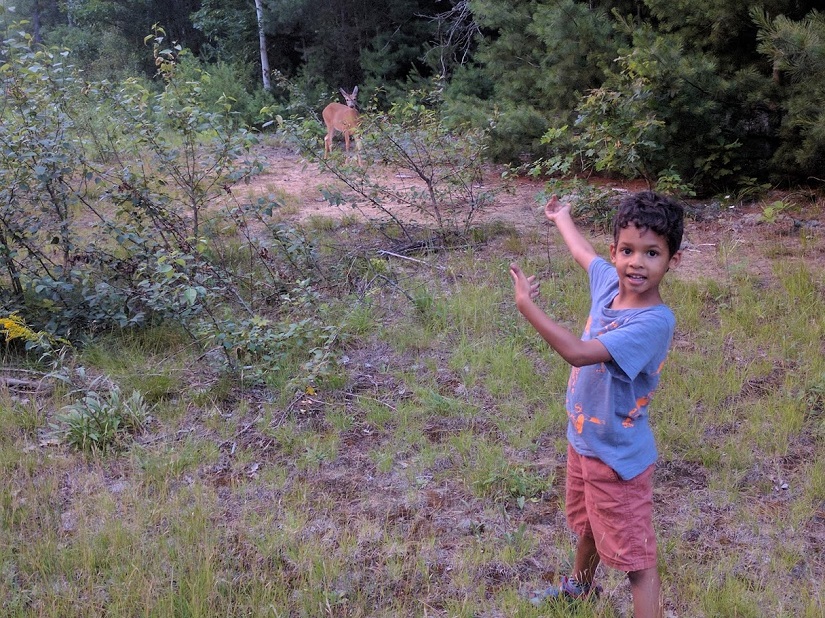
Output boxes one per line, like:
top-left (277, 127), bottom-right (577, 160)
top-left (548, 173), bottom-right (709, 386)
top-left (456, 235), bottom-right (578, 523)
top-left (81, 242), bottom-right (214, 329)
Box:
top-left (252, 144), bottom-right (825, 281)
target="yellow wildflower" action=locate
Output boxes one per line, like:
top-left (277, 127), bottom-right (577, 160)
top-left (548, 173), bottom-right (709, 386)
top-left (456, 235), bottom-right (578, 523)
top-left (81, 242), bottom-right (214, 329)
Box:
top-left (0, 313), bottom-right (38, 343)
top-left (0, 313), bottom-right (70, 350)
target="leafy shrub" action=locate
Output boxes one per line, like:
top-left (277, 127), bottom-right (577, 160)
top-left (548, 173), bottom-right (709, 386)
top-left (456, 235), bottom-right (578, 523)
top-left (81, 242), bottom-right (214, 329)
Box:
top-left (53, 386), bottom-right (150, 452)
top-left (173, 57), bottom-right (276, 128)
top-left (0, 26), bottom-right (343, 392)
top-left (201, 279), bottom-right (340, 392)
top-left (538, 178), bottom-right (617, 233)
top-left (0, 26), bottom-right (261, 336)
top-left (0, 313), bottom-right (69, 358)
top-left (536, 23), bottom-right (757, 195)
top-left (758, 200), bottom-right (791, 224)
top-left (656, 169), bottom-right (697, 198)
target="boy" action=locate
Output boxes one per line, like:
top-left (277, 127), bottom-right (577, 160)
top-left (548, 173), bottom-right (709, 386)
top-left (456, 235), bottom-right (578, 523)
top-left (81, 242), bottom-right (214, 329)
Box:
top-left (510, 191), bottom-right (684, 618)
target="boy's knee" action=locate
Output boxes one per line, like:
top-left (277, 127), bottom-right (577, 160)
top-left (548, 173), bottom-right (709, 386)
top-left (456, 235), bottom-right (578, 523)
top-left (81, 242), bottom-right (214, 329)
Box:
top-left (627, 566), bottom-right (660, 588)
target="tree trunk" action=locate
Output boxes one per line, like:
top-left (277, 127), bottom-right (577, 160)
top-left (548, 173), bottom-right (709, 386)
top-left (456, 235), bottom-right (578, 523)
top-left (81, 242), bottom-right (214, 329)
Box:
top-left (32, 0), bottom-right (43, 43)
top-left (254, 0), bottom-right (271, 90)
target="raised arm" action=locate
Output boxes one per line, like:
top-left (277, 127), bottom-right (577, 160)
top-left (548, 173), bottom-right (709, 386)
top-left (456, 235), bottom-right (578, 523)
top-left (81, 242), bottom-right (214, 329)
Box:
top-left (545, 196), bottom-right (597, 271)
top-left (510, 264), bottom-right (611, 367)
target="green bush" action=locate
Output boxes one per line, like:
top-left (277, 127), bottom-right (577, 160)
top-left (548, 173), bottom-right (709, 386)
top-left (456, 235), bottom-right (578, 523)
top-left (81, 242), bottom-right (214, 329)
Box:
top-left (53, 386), bottom-right (150, 452)
top-left (1, 26), bottom-right (341, 391)
top-left (173, 58), bottom-right (276, 128)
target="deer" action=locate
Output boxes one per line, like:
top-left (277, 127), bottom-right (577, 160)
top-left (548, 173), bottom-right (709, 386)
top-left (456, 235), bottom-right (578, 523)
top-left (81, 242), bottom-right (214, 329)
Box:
top-left (322, 86), bottom-right (361, 164)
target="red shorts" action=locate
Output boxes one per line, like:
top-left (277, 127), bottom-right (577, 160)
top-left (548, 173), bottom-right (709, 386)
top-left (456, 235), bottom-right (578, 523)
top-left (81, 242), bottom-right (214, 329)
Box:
top-left (566, 444), bottom-right (657, 572)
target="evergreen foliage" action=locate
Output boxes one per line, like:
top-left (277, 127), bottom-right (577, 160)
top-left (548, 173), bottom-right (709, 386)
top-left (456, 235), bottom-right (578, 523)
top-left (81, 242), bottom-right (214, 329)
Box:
top-left (752, 7), bottom-right (825, 182)
top-left (451, 0), bottom-right (618, 161)
top-left (2, 1), bottom-right (825, 189)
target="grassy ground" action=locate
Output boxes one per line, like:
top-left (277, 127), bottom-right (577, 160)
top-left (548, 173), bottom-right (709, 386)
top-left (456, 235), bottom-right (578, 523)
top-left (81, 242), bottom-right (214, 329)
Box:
top-left (2, 208), bottom-right (824, 617)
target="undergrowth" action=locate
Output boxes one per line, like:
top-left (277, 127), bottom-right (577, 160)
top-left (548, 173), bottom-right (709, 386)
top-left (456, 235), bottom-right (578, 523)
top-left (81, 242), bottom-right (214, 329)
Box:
top-left (1, 211), bottom-right (824, 617)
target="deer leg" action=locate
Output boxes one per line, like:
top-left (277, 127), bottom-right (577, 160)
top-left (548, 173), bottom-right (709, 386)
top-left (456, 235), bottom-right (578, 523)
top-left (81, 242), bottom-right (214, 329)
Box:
top-left (324, 130), bottom-right (333, 157)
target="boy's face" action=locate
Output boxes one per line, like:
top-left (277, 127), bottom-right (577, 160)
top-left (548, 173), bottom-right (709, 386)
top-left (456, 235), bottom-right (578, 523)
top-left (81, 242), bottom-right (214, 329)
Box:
top-left (609, 224), bottom-right (682, 307)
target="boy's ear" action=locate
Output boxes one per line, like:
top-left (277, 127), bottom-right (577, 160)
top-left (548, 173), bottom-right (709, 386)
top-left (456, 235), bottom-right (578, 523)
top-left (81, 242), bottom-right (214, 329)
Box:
top-left (609, 243), bottom-right (617, 264)
top-left (668, 250), bottom-right (683, 271)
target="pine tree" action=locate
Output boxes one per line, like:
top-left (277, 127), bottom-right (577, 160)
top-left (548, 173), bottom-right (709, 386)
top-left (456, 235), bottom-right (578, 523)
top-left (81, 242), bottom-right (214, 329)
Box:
top-left (752, 7), bottom-right (825, 181)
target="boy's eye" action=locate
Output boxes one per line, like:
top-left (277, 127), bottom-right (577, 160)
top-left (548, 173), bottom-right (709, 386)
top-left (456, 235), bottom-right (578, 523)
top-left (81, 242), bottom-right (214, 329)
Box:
top-left (647, 250), bottom-right (659, 257)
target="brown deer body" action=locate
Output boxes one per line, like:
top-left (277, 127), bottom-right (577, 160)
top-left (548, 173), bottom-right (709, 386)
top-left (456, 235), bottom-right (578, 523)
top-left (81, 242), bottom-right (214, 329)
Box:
top-left (322, 87), bottom-right (361, 163)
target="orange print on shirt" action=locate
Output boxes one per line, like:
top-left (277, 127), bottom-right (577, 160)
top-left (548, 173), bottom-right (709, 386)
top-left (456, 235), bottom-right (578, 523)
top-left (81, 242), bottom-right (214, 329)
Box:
top-left (570, 404), bottom-right (605, 434)
top-left (568, 366), bottom-right (581, 394)
top-left (622, 396), bottom-right (650, 428)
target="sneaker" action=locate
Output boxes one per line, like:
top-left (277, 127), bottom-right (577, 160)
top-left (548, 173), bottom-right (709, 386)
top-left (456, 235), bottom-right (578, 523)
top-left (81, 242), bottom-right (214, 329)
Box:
top-left (530, 576), bottom-right (602, 605)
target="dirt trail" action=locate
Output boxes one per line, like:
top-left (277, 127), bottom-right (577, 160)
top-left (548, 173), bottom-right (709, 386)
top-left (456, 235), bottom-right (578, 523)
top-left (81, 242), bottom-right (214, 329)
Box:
top-left (248, 145), bottom-right (825, 284)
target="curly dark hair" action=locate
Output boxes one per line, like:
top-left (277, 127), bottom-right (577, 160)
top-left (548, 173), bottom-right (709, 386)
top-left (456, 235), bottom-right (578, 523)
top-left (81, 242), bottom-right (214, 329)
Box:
top-left (612, 191), bottom-right (684, 257)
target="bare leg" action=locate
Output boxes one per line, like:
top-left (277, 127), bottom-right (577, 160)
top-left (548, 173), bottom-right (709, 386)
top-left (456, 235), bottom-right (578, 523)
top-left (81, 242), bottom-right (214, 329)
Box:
top-left (628, 567), bottom-right (662, 618)
top-left (571, 534), bottom-right (600, 586)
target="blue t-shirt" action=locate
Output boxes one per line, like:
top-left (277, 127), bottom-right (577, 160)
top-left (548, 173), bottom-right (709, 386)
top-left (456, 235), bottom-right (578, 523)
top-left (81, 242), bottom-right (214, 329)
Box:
top-left (565, 257), bottom-right (676, 480)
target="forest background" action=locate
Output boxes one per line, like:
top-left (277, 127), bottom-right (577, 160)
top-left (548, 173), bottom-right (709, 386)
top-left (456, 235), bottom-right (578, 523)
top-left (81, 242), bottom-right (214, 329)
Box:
top-left (4, 0), bottom-right (825, 194)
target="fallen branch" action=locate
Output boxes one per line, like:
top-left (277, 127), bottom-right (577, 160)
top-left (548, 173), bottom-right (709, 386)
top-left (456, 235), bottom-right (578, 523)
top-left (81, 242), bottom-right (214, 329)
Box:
top-left (376, 249), bottom-right (447, 271)
top-left (1, 370), bottom-right (53, 395)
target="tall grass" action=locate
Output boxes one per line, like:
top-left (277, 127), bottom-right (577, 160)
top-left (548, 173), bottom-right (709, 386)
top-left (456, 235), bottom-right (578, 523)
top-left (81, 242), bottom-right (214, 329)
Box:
top-left (2, 221), bottom-right (824, 617)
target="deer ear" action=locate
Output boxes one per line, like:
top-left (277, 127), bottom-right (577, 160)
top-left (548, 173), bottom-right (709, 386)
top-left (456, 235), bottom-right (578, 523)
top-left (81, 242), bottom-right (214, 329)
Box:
top-left (339, 88), bottom-right (347, 97)
top-left (352, 86), bottom-right (358, 97)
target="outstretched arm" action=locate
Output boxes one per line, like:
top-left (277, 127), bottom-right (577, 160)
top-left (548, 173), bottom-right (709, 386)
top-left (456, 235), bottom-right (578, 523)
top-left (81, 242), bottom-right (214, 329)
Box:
top-left (545, 196), bottom-right (598, 271)
top-left (510, 263), bottom-right (611, 367)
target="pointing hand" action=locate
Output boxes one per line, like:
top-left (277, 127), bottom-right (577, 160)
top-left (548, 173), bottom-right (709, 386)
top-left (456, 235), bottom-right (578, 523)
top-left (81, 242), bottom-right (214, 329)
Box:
top-left (510, 263), bottom-right (540, 305)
